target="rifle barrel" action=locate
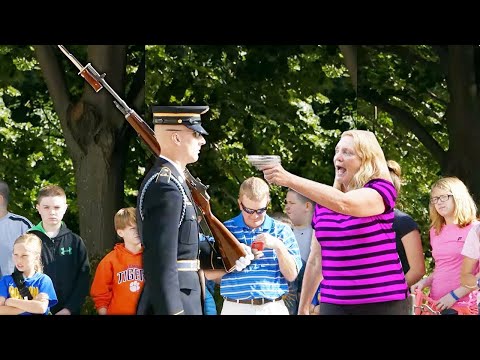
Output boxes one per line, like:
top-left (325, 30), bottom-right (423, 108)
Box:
top-left (57, 45), bottom-right (247, 271)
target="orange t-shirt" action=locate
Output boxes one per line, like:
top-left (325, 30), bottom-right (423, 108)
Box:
top-left (90, 243), bottom-right (144, 315)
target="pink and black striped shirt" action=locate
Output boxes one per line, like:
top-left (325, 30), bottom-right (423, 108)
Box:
top-left (313, 178), bottom-right (408, 305)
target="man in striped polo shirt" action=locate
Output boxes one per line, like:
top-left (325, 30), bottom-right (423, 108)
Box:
top-left (220, 177), bottom-right (303, 315)
top-left (0, 180), bottom-right (33, 277)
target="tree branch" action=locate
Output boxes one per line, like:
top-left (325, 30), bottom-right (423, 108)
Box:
top-left (360, 88), bottom-right (445, 164)
top-left (339, 45), bottom-right (357, 93)
top-left (34, 45), bottom-right (71, 122)
top-left (127, 50), bottom-right (145, 110)
top-left (426, 89), bottom-right (449, 107)
top-left (34, 45), bottom-right (83, 158)
top-left (446, 45), bottom-right (477, 104)
top-left (367, 45), bottom-right (438, 66)
top-left (432, 45), bottom-right (449, 77)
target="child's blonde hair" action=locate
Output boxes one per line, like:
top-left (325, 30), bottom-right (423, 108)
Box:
top-left (387, 160), bottom-right (402, 194)
top-left (114, 207), bottom-right (137, 232)
top-left (429, 177), bottom-right (478, 235)
top-left (239, 177), bottom-right (270, 202)
top-left (14, 233), bottom-right (43, 273)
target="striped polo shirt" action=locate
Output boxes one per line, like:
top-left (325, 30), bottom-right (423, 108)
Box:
top-left (0, 212), bottom-right (33, 277)
top-left (220, 214), bottom-right (302, 300)
top-left (313, 178), bottom-right (408, 305)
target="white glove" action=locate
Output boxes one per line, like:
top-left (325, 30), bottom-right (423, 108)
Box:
top-left (235, 244), bottom-right (254, 272)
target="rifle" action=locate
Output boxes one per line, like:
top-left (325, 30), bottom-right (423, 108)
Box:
top-left (57, 45), bottom-right (246, 272)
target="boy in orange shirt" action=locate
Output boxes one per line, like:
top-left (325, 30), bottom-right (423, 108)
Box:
top-left (90, 207), bottom-right (144, 315)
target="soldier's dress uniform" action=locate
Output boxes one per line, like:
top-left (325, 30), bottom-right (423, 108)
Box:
top-left (136, 105), bottom-right (221, 315)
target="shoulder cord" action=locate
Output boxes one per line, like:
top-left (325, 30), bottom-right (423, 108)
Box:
top-left (139, 171), bottom-right (187, 228)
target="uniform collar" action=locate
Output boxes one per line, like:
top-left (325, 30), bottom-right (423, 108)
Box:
top-left (159, 155), bottom-right (184, 181)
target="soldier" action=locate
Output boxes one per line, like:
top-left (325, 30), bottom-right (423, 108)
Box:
top-left (136, 105), bottom-right (253, 315)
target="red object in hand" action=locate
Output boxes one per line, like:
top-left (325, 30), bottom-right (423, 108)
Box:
top-left (251, 241), bottom-right (265, 251)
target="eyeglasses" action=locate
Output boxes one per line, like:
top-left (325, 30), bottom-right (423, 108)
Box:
top-left (241, 202), bottom-right (268, 215)
top-left (430, 194), bottom-right (453, 204)
top-left (165, 129), bottom-right (202, 138)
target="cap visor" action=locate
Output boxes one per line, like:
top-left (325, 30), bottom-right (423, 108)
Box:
top-left (187, 124), bottom-right (209, 136)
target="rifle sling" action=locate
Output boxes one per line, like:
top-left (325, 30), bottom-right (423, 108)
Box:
top-left (11, 269), bottom-right (34, 300)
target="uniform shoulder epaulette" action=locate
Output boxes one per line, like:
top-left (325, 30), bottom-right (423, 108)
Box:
top-left (155, 166), bottom-right (172, 183)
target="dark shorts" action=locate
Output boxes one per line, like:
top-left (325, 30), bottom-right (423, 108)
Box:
top-left (320, 299), bottom-right (409, 315)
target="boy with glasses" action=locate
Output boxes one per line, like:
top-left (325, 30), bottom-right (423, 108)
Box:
top-left (219, 177), bottom-right (302, 315)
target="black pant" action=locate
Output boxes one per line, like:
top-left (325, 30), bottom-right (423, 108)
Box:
top-left (320, 299), bottom-right (409, 315)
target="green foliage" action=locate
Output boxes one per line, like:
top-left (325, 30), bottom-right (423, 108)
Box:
top-left (3, 44), bottom-right (454, 279)
top-left (0, 45), bottom-right (145, 237)
top-left (358, 45), bottom-right (451, 267)
top-left (357, 98), bottom-right (439, 244)
top-left (146, 45), bottom-right (355, 220)
top-left (0, 46), bottom-right (78, 231)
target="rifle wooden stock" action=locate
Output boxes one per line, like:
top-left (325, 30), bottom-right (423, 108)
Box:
top-left (125, 112), bottom-right (161, 156)
top-left (57, 45), bottom-right (247, 272)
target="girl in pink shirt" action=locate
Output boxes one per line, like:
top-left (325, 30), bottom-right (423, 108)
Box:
top-left (411, 177), bottom-right (478, 315)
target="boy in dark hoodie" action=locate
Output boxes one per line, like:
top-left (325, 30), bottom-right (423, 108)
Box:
top-left (28, 185), bottom-right (90, 315)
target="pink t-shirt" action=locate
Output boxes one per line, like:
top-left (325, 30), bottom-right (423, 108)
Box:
top-left (430, 222), bottom-right (478, 309)
top-left (461, 223), bottom-right (480, 307)
top-left (461, 223), bottom-right (480, 261)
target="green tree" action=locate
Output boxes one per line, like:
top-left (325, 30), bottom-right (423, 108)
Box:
top-left (0, 45), bottom-right (145, 257)
top-left (358, 45), bottom-right (480, 201)
top-left (146, 45), bottom-right (356, 220)
top-left (0, 45), bottom-right (78, 229)
top-left (2, 44), bottom-right (355, 258)
top-left (34, 45), bottom-right (145, 256)
top-left (356, 45), bottom-right (480, 259)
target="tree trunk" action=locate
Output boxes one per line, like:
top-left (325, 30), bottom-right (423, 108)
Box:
top-left (74, 138), bottom-right (125, 257)
top-left (359, 45), bottom-right (480, 202)
top-left (35, 45), bottom-right (136, 258)
top-left (339, 45), bottom-right (357, 93)
top-left (65, 98), bottom-right (129, 257)
top-left (65, 83), bottom-right (133, 255)
top-left (443, 45), bottom-right (480, 202)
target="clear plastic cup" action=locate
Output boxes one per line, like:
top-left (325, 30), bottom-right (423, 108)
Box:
top-left (246, 155), bottom-right (281, 171)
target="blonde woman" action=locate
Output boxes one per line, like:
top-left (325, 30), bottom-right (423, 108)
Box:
top-left (0, 233), bottom-right (57, 315)
top-left (411, 177), bottom-right (478, 315)
top-left (263, 130), bottom-right (409, 315)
